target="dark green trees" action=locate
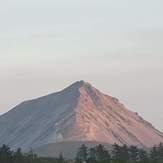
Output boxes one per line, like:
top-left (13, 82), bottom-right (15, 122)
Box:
top-left (0, 143), bottom-right (163, 163)
top-left (76, 144), bottom-right (111, 163)
top-left (13, 148), bottom-right (23, 163)
top-left (95, 144), bottom-right (111, 163)
top-left (0, 144), bottom-right (13, 163)
top-left (76, 144), bottom-right (88, 163)
top-left (138, 149), bottom-right (148, 163)
top-left (88, 147), bottom-right (96, 162)
top-left (150, 143), bottom-right (163, 163)
top-left (129, 145), bottom-right (139, 161)
top-left (112, 144), bottom-right (130, 163)
top-left (0, 144), bottom-right (67, 163)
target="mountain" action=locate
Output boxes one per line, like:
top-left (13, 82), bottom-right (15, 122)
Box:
top-left (0, 80), bottom-right (163, 153)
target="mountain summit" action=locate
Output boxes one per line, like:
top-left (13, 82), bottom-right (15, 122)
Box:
top-left (0, 81), bottom-right (163, 151)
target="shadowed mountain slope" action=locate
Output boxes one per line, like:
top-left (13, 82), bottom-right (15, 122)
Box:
top-left (0, 80), bottom-right (163, 151)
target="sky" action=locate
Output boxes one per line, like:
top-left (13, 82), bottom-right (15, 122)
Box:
top-left (0, 0), bottom-right (163, 131)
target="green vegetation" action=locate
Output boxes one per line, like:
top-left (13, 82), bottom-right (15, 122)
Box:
top-left (0, 143), bottom-right (163, 163)
top-left (75, 143), bottom-right (163, 163)
top-left (0, 144), bottom-right (67, 163)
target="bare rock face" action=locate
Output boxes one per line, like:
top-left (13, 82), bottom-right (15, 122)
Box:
top-left (0, 80), bottom-right (163, 151)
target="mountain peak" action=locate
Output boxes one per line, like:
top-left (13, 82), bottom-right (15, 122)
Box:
top-left (72, 80), bottom-right (92, 87)
top-left (0, 81), bottom-right (163, 151)
top-left (62, 80), bottom-right (94, 93)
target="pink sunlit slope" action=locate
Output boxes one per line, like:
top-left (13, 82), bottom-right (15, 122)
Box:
top-left (0, 81), bottom-right (162, 151)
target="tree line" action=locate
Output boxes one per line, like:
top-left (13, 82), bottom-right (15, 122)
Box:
top-left (0, 144), bottom-right (66, 163)
top-left (76, 143), bottom-right (163, 163)
top-left (0, 143), bottom-right (163, 163)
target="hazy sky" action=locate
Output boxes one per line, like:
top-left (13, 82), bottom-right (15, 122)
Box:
top-left (0, 0), bottom-right (163, 131)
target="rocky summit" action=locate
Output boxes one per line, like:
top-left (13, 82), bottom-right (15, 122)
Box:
top-left (0, 81), bottom-right (163, 153)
